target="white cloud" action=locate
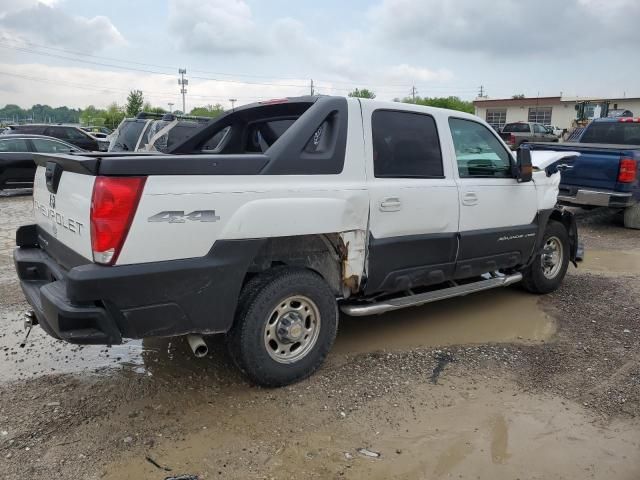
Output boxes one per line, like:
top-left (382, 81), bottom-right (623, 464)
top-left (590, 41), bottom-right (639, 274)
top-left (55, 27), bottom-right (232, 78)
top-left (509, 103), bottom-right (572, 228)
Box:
top-left (368, 0), bottom-right (640, 55)
top-left (168, 0), bottom-right (265, 54)
top-left (0, 2), bottom-right (124, 53)
top-left (0, 63), bottom-right (313, 110)
top-left (385, 64), bottom-right (453, 83)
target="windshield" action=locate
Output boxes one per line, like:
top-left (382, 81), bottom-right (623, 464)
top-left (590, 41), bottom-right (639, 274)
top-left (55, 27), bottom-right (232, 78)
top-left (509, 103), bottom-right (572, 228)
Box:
top-left (581, 122), bottom-right (640, 145)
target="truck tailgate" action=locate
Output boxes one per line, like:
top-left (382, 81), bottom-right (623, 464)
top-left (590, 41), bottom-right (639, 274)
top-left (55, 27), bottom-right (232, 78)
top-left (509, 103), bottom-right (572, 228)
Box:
top-left (531, 142), bottom-right (640, 191)
top-left (32, 159), bottom-right (96, 264)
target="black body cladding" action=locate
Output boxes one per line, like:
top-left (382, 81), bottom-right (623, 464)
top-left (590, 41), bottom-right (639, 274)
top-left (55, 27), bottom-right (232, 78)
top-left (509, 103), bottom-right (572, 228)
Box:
top-left (15, 225), bottom-right (266, 344)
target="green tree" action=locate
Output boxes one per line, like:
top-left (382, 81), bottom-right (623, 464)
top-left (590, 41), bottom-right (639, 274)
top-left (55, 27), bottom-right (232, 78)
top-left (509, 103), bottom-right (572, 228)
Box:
top-left (80, 105), bottom-right (106, 126)
top-left (396, 96), bottom-right (474, 114)
top-left (104, 103), bottom-right (126, 129)
top-left (189, 104), bottom-right (225, 118)
top-left (348, 88), bottom-right (376, 99)
top-left (125, 90), bottom-right (144, 117)
top-left (142, 102), bottom-right (167, 114)
top-left (512, 94), bottom-right (526, 99)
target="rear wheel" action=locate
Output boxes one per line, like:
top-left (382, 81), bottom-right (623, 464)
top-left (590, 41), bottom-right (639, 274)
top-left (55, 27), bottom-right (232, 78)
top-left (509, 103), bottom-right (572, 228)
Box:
top-left (522, 221), bottom-right (570, 294)
top-left (623, 203), bottom-right (640, 229)
top-left (227, 267), bottom-right (338, 387)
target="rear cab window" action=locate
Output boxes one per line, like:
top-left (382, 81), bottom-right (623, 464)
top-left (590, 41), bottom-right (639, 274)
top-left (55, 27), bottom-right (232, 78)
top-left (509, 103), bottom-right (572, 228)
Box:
top-left (449, 118), bottom-right (514, 178)
top-left (502, 123), bottom-right (531, 133)
top-left (581, 121), bottom-right (640, 145)
top-left (371, 110), bottom-right (444, 178)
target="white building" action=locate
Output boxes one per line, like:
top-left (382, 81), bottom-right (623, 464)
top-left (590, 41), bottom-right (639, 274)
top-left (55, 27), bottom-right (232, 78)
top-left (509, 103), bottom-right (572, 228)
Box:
top-left (473, 96), bottom-right (640, 131)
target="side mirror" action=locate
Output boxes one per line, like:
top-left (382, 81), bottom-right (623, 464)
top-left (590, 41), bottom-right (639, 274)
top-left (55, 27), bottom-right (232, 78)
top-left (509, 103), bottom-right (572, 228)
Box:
top-left (515, 146), bottom-right (533, 182)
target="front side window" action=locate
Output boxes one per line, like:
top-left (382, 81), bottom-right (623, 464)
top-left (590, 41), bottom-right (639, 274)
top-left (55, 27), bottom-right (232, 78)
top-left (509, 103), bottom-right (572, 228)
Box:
top-left (449, 118), bottom-right (513, 178)
top-left (0, 138), bottom-right (29, 152)
top-left (533, 124), bottom-right (547, 134)
top-left (372, 110), bottom-right (444, 178)
top-left (31, 138), bottom-right (74, 153)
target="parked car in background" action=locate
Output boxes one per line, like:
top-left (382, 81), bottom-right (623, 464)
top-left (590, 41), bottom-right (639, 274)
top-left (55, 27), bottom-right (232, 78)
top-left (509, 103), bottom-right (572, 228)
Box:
top-left (81, 126), bottom-right (112, 135)
top-left (607, 109), bottom-right (633, 118)
top-left (544, 125), bottom-right (564, 137)
top-left (109, 112), bottom-right (213, 152)
top-left (3, 124), bottom-right (106, 151)
top-left (499, 122), bottom-right (558, 149)
top-left (531, 117), bottom-right (640, 228)
top-left (0, 134), bottom-right (84, 190)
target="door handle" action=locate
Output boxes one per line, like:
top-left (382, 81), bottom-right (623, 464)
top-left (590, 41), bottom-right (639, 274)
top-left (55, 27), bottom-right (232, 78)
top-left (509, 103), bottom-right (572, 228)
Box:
top-left (462, 191), bottom-right (479, 206)
top-left (379, 197), bottom-right (402, 212)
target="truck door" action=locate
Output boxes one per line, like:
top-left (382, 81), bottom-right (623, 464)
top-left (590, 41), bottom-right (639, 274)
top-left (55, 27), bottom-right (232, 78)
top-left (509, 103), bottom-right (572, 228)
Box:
top-left (447, 117), bottom-right (538, 278)
top-left (361, 103), bottom-right (460, 295)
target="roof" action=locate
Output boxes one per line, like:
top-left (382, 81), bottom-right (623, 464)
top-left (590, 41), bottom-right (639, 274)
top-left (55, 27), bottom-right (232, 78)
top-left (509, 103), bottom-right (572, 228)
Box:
top-left (473, 96), bottom-right (562, 107)
top-left (474, 96), bottom-right (640, 107)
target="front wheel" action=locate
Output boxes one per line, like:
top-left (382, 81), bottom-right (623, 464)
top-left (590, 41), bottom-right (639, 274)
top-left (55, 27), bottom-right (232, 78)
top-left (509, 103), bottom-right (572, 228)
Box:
top-left (227, 267), bottom-right (338, 387)
top-left (522, 221), bottom-right (570, 294)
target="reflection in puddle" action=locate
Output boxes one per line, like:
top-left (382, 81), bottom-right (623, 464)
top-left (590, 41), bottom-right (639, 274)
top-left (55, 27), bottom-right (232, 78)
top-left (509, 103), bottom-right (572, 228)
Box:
top-left (335, 287), bottom-right (555, 355)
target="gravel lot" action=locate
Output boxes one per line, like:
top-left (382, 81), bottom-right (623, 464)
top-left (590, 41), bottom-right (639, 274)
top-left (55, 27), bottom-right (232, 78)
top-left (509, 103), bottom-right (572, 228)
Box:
top-left (0, 191), bottom-right (639, 479)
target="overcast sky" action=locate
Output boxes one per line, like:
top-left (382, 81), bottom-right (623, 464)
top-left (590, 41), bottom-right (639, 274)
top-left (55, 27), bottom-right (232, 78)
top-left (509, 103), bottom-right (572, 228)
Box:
top-left (0, 0), bottom-right (639, 110)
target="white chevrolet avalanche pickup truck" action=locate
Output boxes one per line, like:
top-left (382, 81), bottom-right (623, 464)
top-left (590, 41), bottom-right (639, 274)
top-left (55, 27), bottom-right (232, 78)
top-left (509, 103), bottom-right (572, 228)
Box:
top-left (14, 96), bottom-right (580, 386)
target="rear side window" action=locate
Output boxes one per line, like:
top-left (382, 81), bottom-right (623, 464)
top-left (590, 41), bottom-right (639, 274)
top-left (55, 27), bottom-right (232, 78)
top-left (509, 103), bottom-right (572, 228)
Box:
top-left (581, 122), bottom-right (640, 145)
top-left (11, 125), bottom-right (46, 135)
top-left (502, 123), bottom-right (531, 133)
top-left (0, 138), bottom-right (29, 152)
top-left (372, 110), bottom-right (444, 178)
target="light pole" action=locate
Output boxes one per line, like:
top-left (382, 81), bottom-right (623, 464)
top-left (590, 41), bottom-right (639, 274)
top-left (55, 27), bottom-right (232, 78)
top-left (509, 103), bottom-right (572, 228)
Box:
top-left (168, 102), bottom-right (174, 114)
top-left (229, 98), bottom-right (237, 110)
top-left (178, 69), bottom-right (188, 113)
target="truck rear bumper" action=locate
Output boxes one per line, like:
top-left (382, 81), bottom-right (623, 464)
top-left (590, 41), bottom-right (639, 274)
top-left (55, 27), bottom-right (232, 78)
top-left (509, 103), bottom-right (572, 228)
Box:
top-left (14, 225), bottom-right (264, 345)
top-left (558, 189), bottom-right (635, 208)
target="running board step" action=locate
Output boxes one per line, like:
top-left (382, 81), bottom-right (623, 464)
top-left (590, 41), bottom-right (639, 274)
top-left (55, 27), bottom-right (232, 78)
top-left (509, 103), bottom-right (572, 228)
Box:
top-left (341, 272), bottom-right (523, 316)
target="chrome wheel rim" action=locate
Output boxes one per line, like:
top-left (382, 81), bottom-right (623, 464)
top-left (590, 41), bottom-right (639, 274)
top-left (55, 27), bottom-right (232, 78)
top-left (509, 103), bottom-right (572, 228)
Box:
top-left (541, 236), bottom-right (563, 279)
top-left (264, 295), bottom-right (321, 364)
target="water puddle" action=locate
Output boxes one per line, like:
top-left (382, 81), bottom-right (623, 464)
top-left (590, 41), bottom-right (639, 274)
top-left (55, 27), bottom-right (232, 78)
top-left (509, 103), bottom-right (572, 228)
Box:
top-left (1, 288), bottom-right (555, 382)
top-left (579, 249), bottom-right (640, 276)
top-left (334, 288), bottom-right (555, 355)
top-left (101, 378), bottom-right (640, 480)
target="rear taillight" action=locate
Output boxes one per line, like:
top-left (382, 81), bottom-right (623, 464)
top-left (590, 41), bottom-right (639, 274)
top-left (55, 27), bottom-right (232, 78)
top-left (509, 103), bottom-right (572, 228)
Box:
top-left (618, 158), bottom-right (637, 183)
top-left (507, 134), bottom-right (515, 145)
top-left (90, 176), bottom-right (146, 265)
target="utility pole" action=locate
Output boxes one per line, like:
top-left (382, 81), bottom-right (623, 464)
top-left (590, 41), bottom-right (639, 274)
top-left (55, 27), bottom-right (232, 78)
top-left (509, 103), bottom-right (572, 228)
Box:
top-left (410, 86), bottom-right (418, 103)
top-left (310, 79), bottom-right (314, 96)
top-left (229, 98), bottom-right (237, 110)
top-left (178, 68), bottom-right (188, 113)
top-left (478, 85), bottom-right (484, 98)
top-left (168, 102), bottom-right (174, 113)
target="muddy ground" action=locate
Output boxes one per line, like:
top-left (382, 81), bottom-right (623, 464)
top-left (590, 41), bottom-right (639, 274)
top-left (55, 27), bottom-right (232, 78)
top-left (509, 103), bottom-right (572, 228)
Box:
top-left (0, 191), bottom-right (639, 479)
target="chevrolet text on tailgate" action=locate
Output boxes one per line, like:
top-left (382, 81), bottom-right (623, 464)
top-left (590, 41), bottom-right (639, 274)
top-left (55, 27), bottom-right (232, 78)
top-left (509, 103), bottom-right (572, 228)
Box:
top-left (14, 96), bottom-right (580, 387)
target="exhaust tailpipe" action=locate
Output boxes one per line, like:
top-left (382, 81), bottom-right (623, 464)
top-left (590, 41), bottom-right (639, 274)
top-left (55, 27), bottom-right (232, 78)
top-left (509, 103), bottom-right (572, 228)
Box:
top-left (187, 334), bottom-right (208, 358)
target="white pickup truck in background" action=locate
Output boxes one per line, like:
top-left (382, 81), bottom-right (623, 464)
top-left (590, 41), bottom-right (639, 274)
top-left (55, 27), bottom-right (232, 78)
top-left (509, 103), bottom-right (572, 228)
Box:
top-left (15, 96), bottom-right (580, 386)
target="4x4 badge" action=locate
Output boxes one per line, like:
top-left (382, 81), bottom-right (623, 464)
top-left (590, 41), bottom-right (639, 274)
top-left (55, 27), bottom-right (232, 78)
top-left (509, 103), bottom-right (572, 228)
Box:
top-left (148, 210), bottom-right (220, 223)
top-left (49, 193), bottom-right (56, 209)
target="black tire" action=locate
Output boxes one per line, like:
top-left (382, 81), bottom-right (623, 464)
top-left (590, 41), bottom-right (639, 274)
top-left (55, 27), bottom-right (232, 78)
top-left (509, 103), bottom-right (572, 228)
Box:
top-left (226, 267), bottom-right (338, 387)
top-left (623, 203), bottom-right (640, 229)
top-left (522, 220), bottom-right (570, 294)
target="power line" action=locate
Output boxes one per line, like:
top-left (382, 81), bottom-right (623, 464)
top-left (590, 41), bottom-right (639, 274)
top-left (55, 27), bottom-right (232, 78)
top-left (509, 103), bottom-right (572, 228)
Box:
top-left (0, 40), bottom-right (480, 95)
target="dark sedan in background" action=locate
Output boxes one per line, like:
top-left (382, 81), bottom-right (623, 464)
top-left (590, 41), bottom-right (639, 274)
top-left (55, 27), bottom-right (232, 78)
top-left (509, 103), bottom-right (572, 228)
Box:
top-left (0, 135), bottom-right (84, 190)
